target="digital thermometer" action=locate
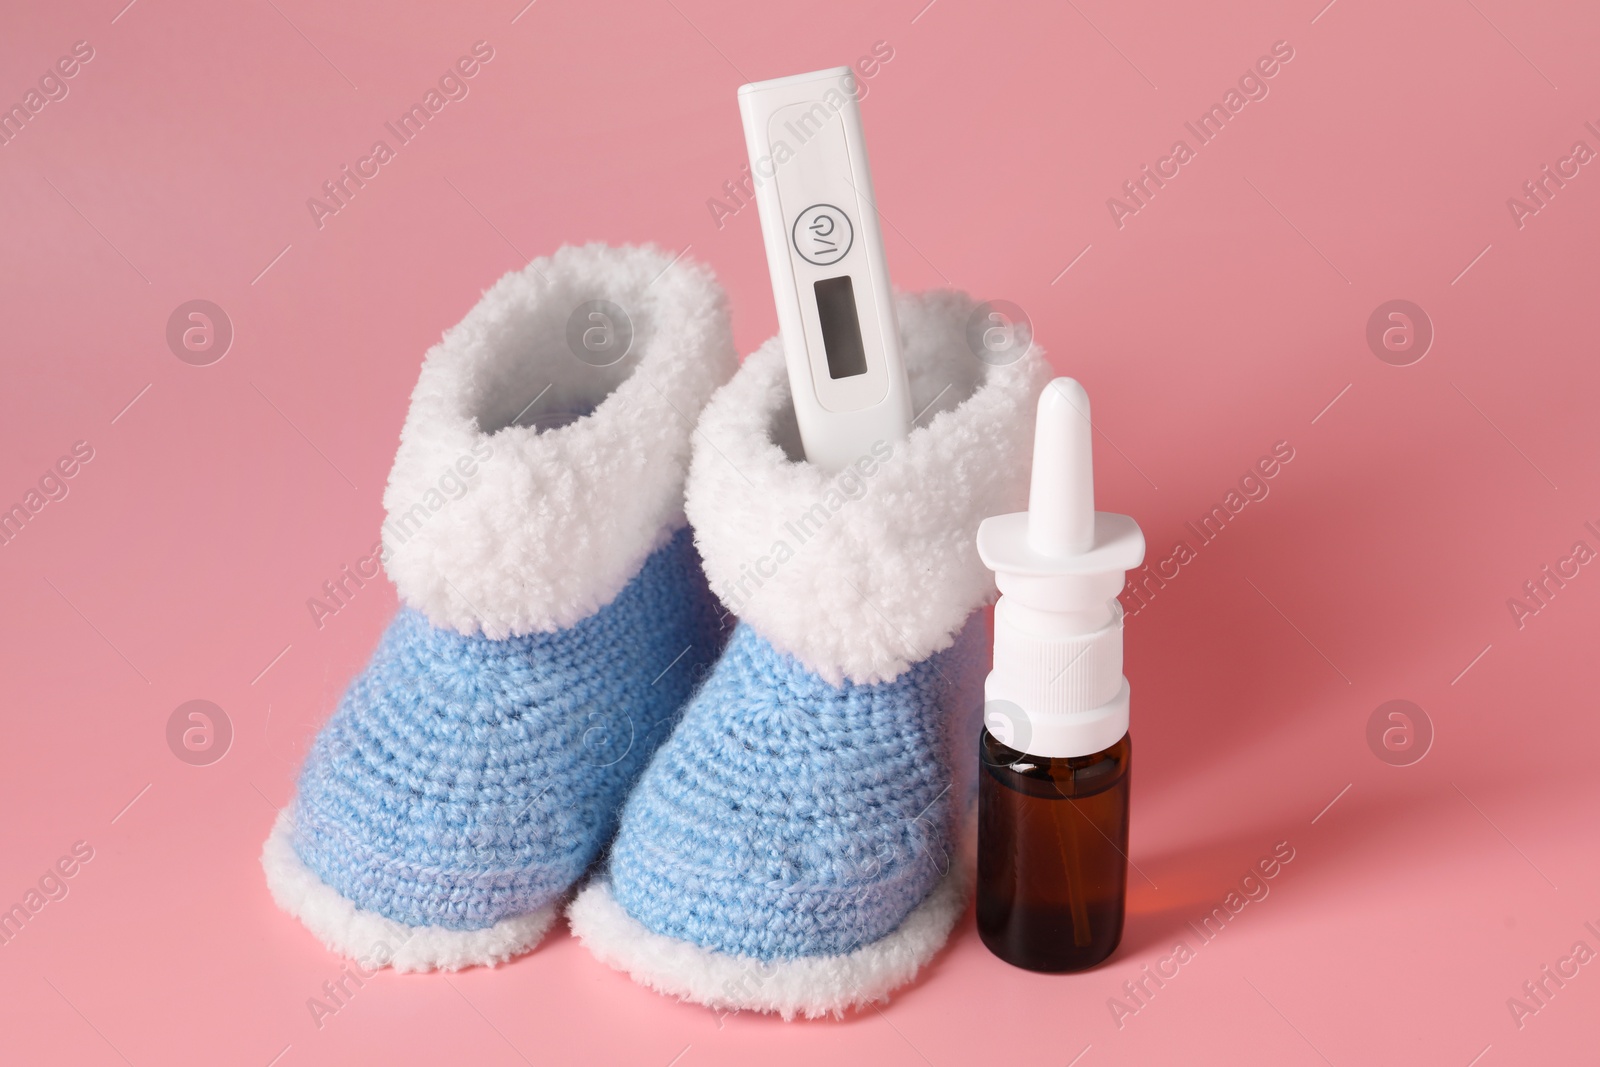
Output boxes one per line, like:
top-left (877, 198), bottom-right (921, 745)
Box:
top-left (738, 67), bottom-right (912, 471)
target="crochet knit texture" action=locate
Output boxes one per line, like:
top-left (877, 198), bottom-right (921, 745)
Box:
top-left (606, 617), bottom-right (985, 960)
top-left (291, 527), bottom-right (724, 931)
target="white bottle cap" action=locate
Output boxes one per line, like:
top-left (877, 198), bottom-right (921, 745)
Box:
top-left (976, 378), bottom-right (1145, 759)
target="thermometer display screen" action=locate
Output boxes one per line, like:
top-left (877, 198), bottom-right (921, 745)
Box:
top-left (813, 275), bottom-right (869, 380)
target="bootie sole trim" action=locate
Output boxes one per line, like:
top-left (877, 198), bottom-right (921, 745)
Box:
top-left (567, 867), bottom-right (966, 1020)
top-left (262, 809), bottom-right (557, 973)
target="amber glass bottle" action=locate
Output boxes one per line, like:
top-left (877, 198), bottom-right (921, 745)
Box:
top-left (977, 730), bottom-right (1131, 973)
top-left (973, 377), bottom-right (1143, 974)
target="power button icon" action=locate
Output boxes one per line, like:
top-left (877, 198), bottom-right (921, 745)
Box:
top-left (792, 204), bottom-right (854, 266)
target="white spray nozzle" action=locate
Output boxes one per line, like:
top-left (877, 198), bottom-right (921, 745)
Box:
top-left (976, 377), bottom-right (1145, 759)
top-left (1027, 377), bottom-right (1096, 557)
top-left (978, 378), bottom-right (1144, 595)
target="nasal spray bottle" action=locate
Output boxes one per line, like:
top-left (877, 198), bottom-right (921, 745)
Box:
top-left (738, 67), bottom-right (912, 469)
top-left (976, 378), bottom-right (1145, 972)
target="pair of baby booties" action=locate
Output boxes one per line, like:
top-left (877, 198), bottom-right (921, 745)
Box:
top-left (261, 243), bottom-right (1046, 1019)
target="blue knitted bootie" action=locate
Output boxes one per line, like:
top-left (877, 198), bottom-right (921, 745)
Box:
top-left (262, 244), bottom-right (736, 972)
top-left (569, 291), bottom-right (1047, 1016)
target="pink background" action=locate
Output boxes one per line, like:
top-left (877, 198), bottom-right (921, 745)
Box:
top-left (2, 0), bottom-right (1597, 1063)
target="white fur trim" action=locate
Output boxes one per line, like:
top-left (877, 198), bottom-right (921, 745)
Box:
top-left (261, 809), bottom-right (556, 973)
top-left (567, 868), bottom-right (968, 1020)
top-left (383, 243), bottom-right (736, 638)
top-left (685, 290), bottom-right (1047, 684)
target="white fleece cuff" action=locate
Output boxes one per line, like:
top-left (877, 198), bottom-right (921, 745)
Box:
top-left (685, 290), bottom-right (1047, 685)
top-left (382, 243), bottom-right (736, 638)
